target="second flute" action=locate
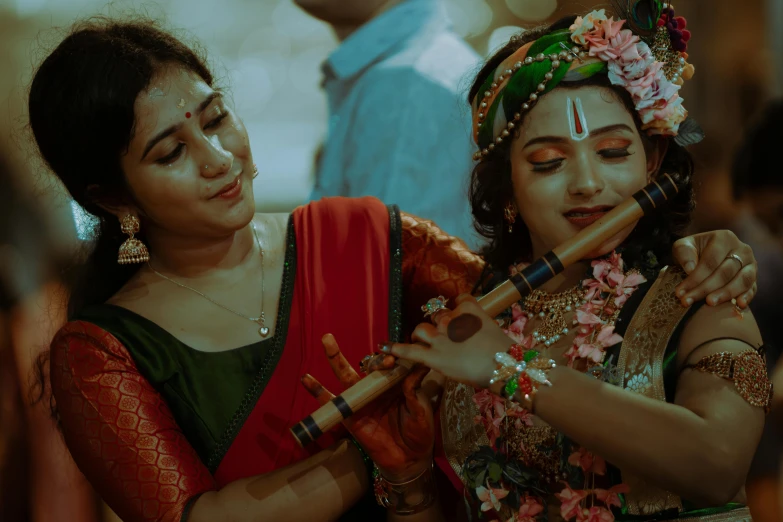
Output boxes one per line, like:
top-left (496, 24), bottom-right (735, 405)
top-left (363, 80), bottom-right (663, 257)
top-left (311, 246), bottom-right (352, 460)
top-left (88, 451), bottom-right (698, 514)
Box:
top-left (291, 173), bottom-right (680, 447)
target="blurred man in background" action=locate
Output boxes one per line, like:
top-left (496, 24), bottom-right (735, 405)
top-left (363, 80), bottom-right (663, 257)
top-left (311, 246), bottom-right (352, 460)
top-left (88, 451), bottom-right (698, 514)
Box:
top-left (295, 0), bottom-right (482, 248)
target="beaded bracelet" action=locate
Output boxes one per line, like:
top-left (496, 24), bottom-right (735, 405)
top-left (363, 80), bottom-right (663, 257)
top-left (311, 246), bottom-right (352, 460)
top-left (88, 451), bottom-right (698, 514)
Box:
top-left (490, 344), bottom-right (556, 404)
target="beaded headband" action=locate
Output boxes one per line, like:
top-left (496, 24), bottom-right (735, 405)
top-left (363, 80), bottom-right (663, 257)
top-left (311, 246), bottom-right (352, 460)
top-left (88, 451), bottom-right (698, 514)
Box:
top-left (471, 3), bottom-right (703, 162)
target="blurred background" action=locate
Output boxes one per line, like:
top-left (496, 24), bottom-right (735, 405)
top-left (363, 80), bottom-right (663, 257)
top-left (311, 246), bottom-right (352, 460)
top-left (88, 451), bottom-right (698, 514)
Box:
top-left (0, 0), bottom-right (778, 215)
top-left (0, 0), bottom-right (780, 521)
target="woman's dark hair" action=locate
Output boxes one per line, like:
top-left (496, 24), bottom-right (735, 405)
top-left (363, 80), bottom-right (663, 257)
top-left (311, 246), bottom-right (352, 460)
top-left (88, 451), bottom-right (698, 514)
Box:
top-left (469, 16), bottom-right (695, 274)
top-left (29, 17), bottom-right (214, 319)
top-left (29, 18), bottom-right (215, 417)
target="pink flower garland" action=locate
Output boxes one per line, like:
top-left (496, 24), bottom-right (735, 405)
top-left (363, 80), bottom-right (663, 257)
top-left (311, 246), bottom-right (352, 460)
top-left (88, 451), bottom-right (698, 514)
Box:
top-left (566, 252), bottom-right (646, 366)
top-left (569, 10), bottom-right (691, 136)
top-left (505, 251), bottom-right (645, 370)
top-left (474, 251), bottom-right (644, 521)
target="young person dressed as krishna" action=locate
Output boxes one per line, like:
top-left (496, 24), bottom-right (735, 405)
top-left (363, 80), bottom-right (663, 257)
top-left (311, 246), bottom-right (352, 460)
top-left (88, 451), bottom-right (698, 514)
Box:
top-left (38, 7), bottom-right (759, 522)
top-left (376, 2), bottom-right (773, 521)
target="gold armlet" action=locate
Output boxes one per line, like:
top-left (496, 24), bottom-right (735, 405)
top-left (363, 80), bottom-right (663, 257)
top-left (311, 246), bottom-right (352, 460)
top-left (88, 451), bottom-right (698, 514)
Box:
top-left (685, 350), bottom-right (772, 413)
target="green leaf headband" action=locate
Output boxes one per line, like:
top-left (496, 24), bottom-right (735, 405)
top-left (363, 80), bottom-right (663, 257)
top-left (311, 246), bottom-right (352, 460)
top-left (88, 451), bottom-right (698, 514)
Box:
top-left (470, 9), bottom-right (702, 162)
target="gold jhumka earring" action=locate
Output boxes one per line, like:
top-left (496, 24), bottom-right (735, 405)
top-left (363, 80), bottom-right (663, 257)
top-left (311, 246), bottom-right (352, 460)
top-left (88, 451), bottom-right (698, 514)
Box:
top-left (117, 215), bottom-right (150, 264)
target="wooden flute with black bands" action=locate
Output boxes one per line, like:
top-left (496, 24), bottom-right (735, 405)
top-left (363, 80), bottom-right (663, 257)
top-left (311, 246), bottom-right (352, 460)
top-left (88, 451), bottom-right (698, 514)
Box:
top-left (291, 173), bottom-right (679, 447)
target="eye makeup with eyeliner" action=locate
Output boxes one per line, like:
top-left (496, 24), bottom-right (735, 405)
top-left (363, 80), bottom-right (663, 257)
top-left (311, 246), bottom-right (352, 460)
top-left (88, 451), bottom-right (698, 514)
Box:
top-left (595, 137), bottom-right (633, 159)
top-left (528, 147), bottom-right (567, 172)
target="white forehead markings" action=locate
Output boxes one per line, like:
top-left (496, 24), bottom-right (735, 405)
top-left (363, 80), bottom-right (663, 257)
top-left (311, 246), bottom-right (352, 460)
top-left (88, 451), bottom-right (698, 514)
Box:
top-left (566, 96), bottom-right (589, 141)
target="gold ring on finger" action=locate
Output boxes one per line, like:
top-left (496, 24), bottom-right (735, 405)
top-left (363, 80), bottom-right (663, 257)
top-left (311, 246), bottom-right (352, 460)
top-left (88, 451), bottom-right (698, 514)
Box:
top-left (726, 253), bottom-right (744, 270)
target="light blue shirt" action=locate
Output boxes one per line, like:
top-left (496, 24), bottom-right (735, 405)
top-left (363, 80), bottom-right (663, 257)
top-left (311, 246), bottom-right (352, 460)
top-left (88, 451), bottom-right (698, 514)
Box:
top-left (308, 0), bottom-right (483, 248)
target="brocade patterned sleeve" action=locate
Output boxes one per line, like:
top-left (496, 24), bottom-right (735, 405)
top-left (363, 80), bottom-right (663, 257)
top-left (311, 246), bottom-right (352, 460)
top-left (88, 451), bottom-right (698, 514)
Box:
top-left (400, 212), bottom-right (486, 335)
top-left (50, 321), bottom-right (217, 522)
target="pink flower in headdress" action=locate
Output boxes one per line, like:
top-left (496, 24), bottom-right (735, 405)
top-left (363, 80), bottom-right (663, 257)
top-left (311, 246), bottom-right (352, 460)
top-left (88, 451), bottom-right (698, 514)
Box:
top-left (622, 61), bottom-right (664, 103)
top-left (607, 41), bottom-right (655, 82)
top-left (570, 9), bottom-right (608, 45)
top-left (635, 75), bottom-right (681, 113)
top-left (641, 95), bottom-right (687, 128)
top-left (610, 29), bottom-right (642, 63)
top-left (590, 25), bottom-right (638, 63)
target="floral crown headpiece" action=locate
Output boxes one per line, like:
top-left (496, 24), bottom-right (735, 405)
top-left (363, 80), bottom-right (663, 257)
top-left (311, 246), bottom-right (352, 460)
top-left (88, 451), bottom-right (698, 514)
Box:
top-left (471, 2), bottom-right (703, 161)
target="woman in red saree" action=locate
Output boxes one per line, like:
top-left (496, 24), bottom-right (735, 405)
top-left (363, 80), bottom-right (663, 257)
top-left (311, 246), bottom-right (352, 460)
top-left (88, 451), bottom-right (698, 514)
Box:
top-left (34, 17), bottom-right (758, 522)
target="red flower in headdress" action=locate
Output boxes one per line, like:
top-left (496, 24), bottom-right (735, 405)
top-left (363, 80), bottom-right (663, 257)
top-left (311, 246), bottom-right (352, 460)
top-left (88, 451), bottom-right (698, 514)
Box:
top-left (657, 7), bottom-right (691, 52)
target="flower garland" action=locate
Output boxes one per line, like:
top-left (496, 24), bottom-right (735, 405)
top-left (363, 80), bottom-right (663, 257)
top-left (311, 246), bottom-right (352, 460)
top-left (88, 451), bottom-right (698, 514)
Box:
top-left (506, 251), bottom-right (646, 370)
top-left (464, 252), bottom-right (646, 522)
top-left (569, 8), bottom-right (694, 136)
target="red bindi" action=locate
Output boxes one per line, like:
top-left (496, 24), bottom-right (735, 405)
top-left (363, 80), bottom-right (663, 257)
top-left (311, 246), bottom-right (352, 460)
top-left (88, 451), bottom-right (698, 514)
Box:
top-left (185, 112), bottom-right (191, 119)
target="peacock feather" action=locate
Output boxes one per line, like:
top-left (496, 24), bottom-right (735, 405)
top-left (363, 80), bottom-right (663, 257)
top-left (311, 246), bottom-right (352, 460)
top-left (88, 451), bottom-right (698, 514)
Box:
top-left (610, 0), bottom-right (666, 38)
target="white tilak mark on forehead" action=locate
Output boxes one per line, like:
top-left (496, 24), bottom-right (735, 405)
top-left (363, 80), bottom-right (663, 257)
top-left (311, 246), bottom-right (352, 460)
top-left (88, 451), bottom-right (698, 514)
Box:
top-left (567, 96), bottom-right (590, 141)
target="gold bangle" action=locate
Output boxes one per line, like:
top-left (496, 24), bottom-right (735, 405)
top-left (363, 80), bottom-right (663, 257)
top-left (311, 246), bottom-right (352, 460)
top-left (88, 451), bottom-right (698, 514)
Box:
top-left (373, 463), bottom-right (437, 515)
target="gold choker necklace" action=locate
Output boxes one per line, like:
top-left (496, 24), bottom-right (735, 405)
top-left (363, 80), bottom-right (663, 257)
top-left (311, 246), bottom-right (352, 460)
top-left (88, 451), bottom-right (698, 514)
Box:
top-left (523, 286), bottom-right (586, 346)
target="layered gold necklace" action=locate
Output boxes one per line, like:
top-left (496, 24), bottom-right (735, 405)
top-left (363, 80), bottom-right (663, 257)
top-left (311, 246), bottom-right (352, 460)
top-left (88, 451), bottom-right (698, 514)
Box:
top-left (523, 286), bottom-right (587, 346)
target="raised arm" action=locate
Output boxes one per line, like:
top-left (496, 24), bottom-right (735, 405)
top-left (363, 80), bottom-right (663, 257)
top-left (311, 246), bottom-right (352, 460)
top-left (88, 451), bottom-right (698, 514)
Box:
top-left (51, 322), bottom-right (370, 522)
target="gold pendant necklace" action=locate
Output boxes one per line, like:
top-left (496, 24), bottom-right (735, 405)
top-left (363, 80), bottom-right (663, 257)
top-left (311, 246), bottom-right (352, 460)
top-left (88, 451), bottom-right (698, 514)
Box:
top-left (148, 221), bottom-right (270, 337)
top-left (523, 286), bottom-right (586, 346)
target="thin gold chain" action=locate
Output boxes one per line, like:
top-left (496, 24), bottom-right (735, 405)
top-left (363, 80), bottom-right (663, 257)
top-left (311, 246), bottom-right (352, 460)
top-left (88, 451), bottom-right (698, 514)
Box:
top-left (147, 221), bottom-right (266, 328)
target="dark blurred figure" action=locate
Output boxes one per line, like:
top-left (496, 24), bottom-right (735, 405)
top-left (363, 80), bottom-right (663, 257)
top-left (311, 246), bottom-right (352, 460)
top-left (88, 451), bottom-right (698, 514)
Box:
top-left (295, 0), bottom-right (482, 248)
top-left (729, 100), bottom-right (783, 522)
top-left (0, 150), bottom-right (100, 521)
top-left (729, 99), bottom-right (783, 356)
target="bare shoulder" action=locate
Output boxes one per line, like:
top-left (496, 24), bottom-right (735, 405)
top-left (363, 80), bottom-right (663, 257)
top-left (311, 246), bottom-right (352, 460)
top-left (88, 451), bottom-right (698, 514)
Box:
top-left (676, 300), bottom-right (763, 367)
